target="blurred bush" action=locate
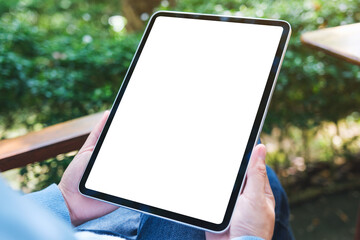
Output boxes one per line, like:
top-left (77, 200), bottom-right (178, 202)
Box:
top-left (0, 0), bottom-right (140, 133)
top-left (1, 0), bottom-right (360, 191)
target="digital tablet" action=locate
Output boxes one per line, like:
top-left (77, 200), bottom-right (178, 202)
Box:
top-left (80, 11), bottom-right (291, 232)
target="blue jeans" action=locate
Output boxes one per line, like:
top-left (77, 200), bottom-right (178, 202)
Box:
top-left (76, 166), bottom-right (294, 240)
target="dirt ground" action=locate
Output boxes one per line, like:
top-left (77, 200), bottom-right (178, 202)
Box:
top-left (290, 190), bottom-right (360, 239)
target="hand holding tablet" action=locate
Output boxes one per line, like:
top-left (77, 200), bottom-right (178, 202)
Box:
top-left (59, 111), bottom-right (118, 226)
top-left (59, 112), bottom-right (274, 240)
top-left (206, 144), bottom-right (275, 240)
top-left (79, 11), bottom-right (291, 232)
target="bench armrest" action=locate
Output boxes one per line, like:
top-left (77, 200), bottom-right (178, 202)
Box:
top-left (0, 112), bottom-right (104, 171)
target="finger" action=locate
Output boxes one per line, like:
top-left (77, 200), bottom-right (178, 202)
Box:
top-left (261, 153), bottom-right (275, 208)
top-left (78, 110), bottom-right (110, 153)
top-left (264, 173), bottom-right (273, 195)
top-left (264, 172), bottom-right (275, 208)
top-left (243, 144), bottom-right (267, 196)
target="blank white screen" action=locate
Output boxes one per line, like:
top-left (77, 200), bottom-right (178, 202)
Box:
top-left (86, 16), bottom-right (283, 224)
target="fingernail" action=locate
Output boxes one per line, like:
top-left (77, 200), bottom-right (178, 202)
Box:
top-left (258, 145), bottom-right (266, 162)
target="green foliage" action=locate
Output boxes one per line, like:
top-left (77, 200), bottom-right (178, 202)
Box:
top-left (19, 155), bottom-right (73, 192)
top-left (0, 0), bottom-right (140, 133)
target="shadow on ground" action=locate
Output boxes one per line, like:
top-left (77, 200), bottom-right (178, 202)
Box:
top-left (290, 190), bottom-right (360, 239)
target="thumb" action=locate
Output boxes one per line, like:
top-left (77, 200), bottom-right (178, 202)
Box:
top-left (243, 144), bottom-right (267, 197)
top-left (78, 110), bottom-right (110, 154)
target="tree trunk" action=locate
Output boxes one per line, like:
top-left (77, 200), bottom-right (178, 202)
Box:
top-left (121, 0), bottom-right (176, 33)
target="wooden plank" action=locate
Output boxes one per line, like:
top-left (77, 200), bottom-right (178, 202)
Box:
top-left (301, 23), bottom-right (360, 66)
top-left (0, 112), bottom-right (104, 171)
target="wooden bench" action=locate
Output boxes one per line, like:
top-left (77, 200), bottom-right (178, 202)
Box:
top-left (0, 111), bottom-right (104, 172)
top-left (301, 22), bottom-right (360, 66)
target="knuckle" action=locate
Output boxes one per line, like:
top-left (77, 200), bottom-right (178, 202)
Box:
top-left (256, 163), bottom-right (267, 177)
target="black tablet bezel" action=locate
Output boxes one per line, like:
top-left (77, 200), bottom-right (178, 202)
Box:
top-left (79, 11), bottom-right (291, 232)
